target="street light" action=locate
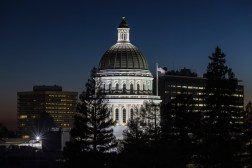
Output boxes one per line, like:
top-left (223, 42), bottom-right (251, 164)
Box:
top-left (36, 136), bottom-right (40, 141)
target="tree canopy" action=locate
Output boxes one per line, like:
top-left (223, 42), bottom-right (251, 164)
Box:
top-left (200, 46), bottom-right (246, 167)
top-left (63, 67), bottom-right (117, 168)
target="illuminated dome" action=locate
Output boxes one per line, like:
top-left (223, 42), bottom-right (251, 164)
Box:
top-left (99, 43), bottom-right (148, 70)
top-left (95, 17), bottom-right (162, 140)
top-left (98, 17), bottom-right (149, 70)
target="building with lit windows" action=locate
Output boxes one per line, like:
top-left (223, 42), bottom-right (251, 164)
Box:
top-left (156, 68), bottom-right (244, 111)
top-left (17, 85), bottom-right (77, 139)
top-left (96, 17), bottom-right (161, 138)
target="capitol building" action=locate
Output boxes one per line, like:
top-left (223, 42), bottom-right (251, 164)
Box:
top-left (96, 17), bottom-right (161, 138)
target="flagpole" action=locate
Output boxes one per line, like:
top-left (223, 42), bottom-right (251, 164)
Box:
top-left (156, 63), bottom-right (158, 96)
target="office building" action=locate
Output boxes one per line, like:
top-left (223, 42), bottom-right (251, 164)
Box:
top-left (17, 85), bottom-right (78, 139)
top-left (156, 68), bottom-right (244, 111)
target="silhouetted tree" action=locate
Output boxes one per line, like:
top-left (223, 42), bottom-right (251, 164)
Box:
top-left (120, 109), bottom-right (149, 167)
top-left (244, 101), bottom-right (252, 167)
top-left (161, 92), bottom-right (201, 167)
top-left (200, 46), bottom-right (245, 167)
top-left (63, 67), bottom-right (117, 168)
top-left (120, 102), bottom-right (161, 168)
top-left (144, 101), bottom-right (161, 143)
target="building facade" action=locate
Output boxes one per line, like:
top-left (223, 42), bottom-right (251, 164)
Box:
top-left (17, 85), bottom-right (78, 139)
top-left (156, 68), bottom-right (244, 111)
top-left (96, 17), bottom-right (161, 138)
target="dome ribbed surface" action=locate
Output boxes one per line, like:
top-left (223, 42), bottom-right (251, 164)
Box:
top-left (99, 43), bottom-right (148, 70)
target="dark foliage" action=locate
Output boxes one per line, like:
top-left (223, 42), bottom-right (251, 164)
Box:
top-left (200, 46), bottom-right (246, 167)
top-left (144, 102), bottom-right (162, 142)
top-left (244, 101), bottom-right (252, 167)
top-left (120, 103), bottom-right (162, 168)
top-left (63, 67), bottom-right (117, 168)
top-left (161, 92), bottom-right (201, 167)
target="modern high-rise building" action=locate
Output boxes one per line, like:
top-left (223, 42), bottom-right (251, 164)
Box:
top-left (17, 85), bottom-right (78, 139)
top-left (156, 68), bottom-right (244, 111)
top-left (96, 17), bottom-right (161, 138)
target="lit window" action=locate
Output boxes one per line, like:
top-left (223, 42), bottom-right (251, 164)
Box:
top-left (22, 135), bottom-right (30, 139)
top-left (19, 115), bottom-right (27, 119)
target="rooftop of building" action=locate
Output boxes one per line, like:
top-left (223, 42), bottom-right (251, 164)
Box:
top-left (17, 85), bottom-right (78, 95)
top-left (33, 85), bottom-right (62, 92)
top-left (165, 68), bottom-right (198, 77)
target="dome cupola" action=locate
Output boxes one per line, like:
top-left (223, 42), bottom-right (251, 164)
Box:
top-left (99, 17), bottom-right (149, 70)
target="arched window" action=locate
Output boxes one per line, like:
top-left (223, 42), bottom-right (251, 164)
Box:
top-left (143, 84), bottom-right (145, 91)
top-left (123, 109), bottom-right (126, 123)
top-left (103, 84), bottom-right (106, 93)
top-left (115, 109), bottom-right (119, 121)
top-left (116, 83), bottom-right (119, 92)
top-left (123, 83), bottom-right (126, 93)
top-left (137, 84), bottom-right (140, 93)
top-left (130, 84), bottom-right (133, 94)
top-left (109, 84), bottom-right (111, 93)
top-left (130, 108), bottom-right (134, 120)
top-left (108, 108), bottom-right (112, 118)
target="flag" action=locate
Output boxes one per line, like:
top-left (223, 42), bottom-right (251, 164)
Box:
top-left (157, 67), bottom-right (166, 74)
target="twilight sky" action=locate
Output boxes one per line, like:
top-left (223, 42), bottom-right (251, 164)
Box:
top-left (1, 0), bottom-right (252, 130)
